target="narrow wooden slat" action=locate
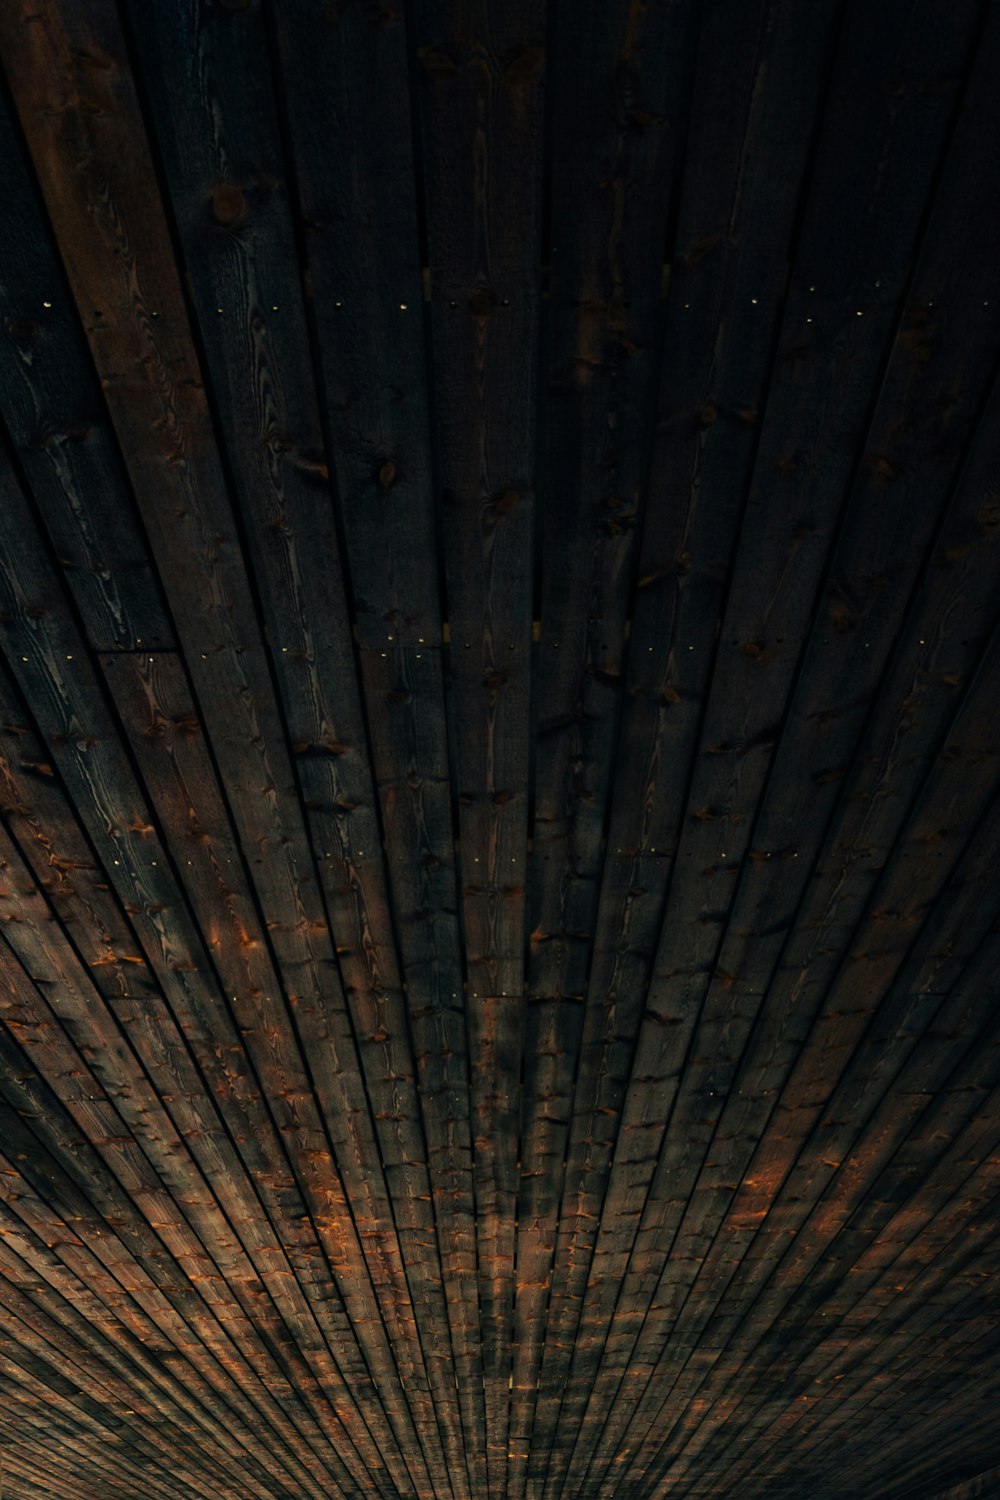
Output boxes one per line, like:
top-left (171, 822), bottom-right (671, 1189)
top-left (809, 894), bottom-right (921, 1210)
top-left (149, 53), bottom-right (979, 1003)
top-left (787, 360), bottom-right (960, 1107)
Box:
top-left (0, 1064), bottom-right (344, 1500)
top-left (921, 1462), bottom-right (1000, 1500)
top-left (625, 915), bottom-right (1000, 1497)
top-left (0, 461), bottom-right (403, 1496)
top-left (0, 0), bottom-right (999, 1492)
top-left (265, 12), bottom-right (486, 1480)
top-left (0, 2), bottom-right (438, 1489)
top-left (412, 1), bottom-right (546, 1491)
top-left (0, 1429), bottom-right (121, 1500)
top-left (0, 1098), bottom-right (362, 1499)
top-left (530, 1), bottom-right (846, 1491)
top-left (266, 0), bottom-right (440, 652)
top-left (760, 1165), bottom-right (1000, 1474)
top-left (515, 2), bottom-right (698, 1488)
top-left (118, 3), bottom-right (478, 1490)
top-left (626, 938), bottom-right (1000, 1494)
top-left (607, 675), bottom-right (1000, 1493)
top-left (0, 1204), bottom-right (293, 1500)
top-left (571, 11), bottom-right (1000, 1485)
top-left (0, 965), bottom-right (323, 1500)
top-left (0, 1266), bottom-right (236, 1500)
top-left (356, 641), bottom-right (480, 1470)
top-left (0, 746), bottom-right (419, 1499)
top-left (0, 671), bottom-right (381, 1495)
top-left (0, 1363), bottom-right (199, 1500)
top-left (620, 401), bottom-right (1000, 1492)
top-left (0, 97), bottom-right (173, 656)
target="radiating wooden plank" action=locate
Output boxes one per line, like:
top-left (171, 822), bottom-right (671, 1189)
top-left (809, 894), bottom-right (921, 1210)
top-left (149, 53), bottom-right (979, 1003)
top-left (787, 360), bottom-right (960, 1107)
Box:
top-left (0, 1355), bottom-right (199, 1500)
top-left (625, 952), bottom-right (1000, 1495)
top-left (411, 0), bottom-right (546, 1491)
top-left (0, 97), bottom-right (173, 655)
top-left (536, 2), bottom-right (989, 1488)
top-left (0, 1197), bottom-right (298, 1500)
top-left (116, 1), bottom-right (477, 1488)
top-left (1, 0), bottom-right (999, 1491)
top-left (0, 1057), bottom-right (352, 1500)
top-left (624, 930), bottom-right (1000, 1497)
top-left (514, 1), bottom-right (698, 1487)
top-left (265, 7), bottom-right (485, 1471)
top-left (0, 1261), bottom-right (241, 1500)
top-left (100, 648), bottom-right (447, 1470)
top-left (922, 1461), bottom-right (1000, 1500)
top-left (0, 944), bottom-right (331, 1500)
top-left (0, 0), bottom-right (443, 1488)
top-left (0, 1115), bottom-right (364, 1500)
top-left (569, 2), bottom-right (1000, 1476)
top-left (0, 680), bottom-right (445, 1500)
top-left (267, 0), bottom-right (441, 651)
top-left (529, 0), bottom-right (846, 1491)
top-left (617, 398), bottom-right (1000, 1494)
top-left (0, 702), bottom-right (385, 1497)
top-left (710, 1188), bottom-right (1000, 1500)
top-left (0, 458), bottom-right (411, 1496)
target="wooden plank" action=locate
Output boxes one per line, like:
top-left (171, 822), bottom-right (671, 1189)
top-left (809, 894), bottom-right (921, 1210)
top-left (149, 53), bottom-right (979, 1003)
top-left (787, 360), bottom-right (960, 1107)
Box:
top-left (0, 1426), bottom-right (119, 1500)
top-left (0, 0), bottom-right (439, 1487)
top-left (411, 0), bottom-right (546, 1491)
top-left (712, 1210), bottom-right (1000, 1500)
top-left (118, 1), bottom-right (477, 1488)
top-left (266, 0), bottom-right (441, 650)
top-left (624, 931), bottom-right (1000, 1496)
top-left (0, 0), bottom-right (999, 1490)
top-left (0, 1019), bottom-right (314, 1500)
top-left (268, 3), bottom-right (491, 1476)
top-left (0, 668), bottom-right (383, 1497)
top-left (538, 2), bottom-right (994, 1493)
top-left (0, 1361), bottom-right (198, 1500)
top-left (0, 1204), bottom-right (298, 1500)
top-left (527, 0), bottom-right (843, 1490)
top-left (0, 1108), bottom-right (366, 1499)
top-left (0, 463), bottom-right (408, 1496)
top-left (0, 1265), bottom-right (238, 1500)
top-left (605, 840), bottom-right (1000, 1494)
top-left (100, 647), bottom-right (446, 1472)
top-left (356, 641), bottom-right (480, 1453)
top-left (921, 1463), bottom-right (1000, 1500)
top-left (0, 792), bottom-right (400, 1497)
top-left (514, 0), bottom-right (699, 1488)
top-left (631, 991), bottom-right (1000, 1496)
top-left (620, 402), bottom-right (1000, 1490)
top-left (0, 1060), bottom-right (348, 1500)
top-left (0, 96), bottom-right (173, 655)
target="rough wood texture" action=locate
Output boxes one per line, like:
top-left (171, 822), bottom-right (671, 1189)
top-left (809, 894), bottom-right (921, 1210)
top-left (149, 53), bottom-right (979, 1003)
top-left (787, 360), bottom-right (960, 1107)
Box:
top-left (1, 1), bottom-right (999, 1497)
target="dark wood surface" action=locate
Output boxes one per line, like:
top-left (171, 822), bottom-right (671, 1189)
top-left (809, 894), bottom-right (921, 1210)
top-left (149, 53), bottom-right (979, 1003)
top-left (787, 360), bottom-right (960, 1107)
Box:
top-left (1, 2), bottom-right (999, 1497)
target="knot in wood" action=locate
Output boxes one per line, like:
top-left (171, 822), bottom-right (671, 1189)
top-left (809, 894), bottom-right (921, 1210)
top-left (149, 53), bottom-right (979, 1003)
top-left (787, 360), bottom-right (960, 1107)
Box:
top-left (503, 44), bottom-right (545, 89)
top-left (211, 182), bottom-right (248, 226)
top-left (869, 453), bottom-right (897, 482)
top-left (977, 494), bottom-right (1000, 532)
top-left (467, 286), bottom-right (497, 318)
top-left (377, 458), bottom-right (398, 489)
top-left (417, 45), bottom-right (460, 80)
top-left (490, 488), bottom-right (524, 518)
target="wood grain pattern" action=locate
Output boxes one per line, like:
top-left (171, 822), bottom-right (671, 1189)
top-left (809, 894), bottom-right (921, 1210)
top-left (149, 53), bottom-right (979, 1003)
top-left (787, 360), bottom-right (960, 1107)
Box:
top-left (1, 0), bottom-right (1000, 1496)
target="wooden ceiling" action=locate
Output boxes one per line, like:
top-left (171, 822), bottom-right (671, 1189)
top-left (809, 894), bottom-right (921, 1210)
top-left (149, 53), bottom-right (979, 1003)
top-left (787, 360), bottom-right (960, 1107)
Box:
top-left (1, 1), bottom-right (999, 1497)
